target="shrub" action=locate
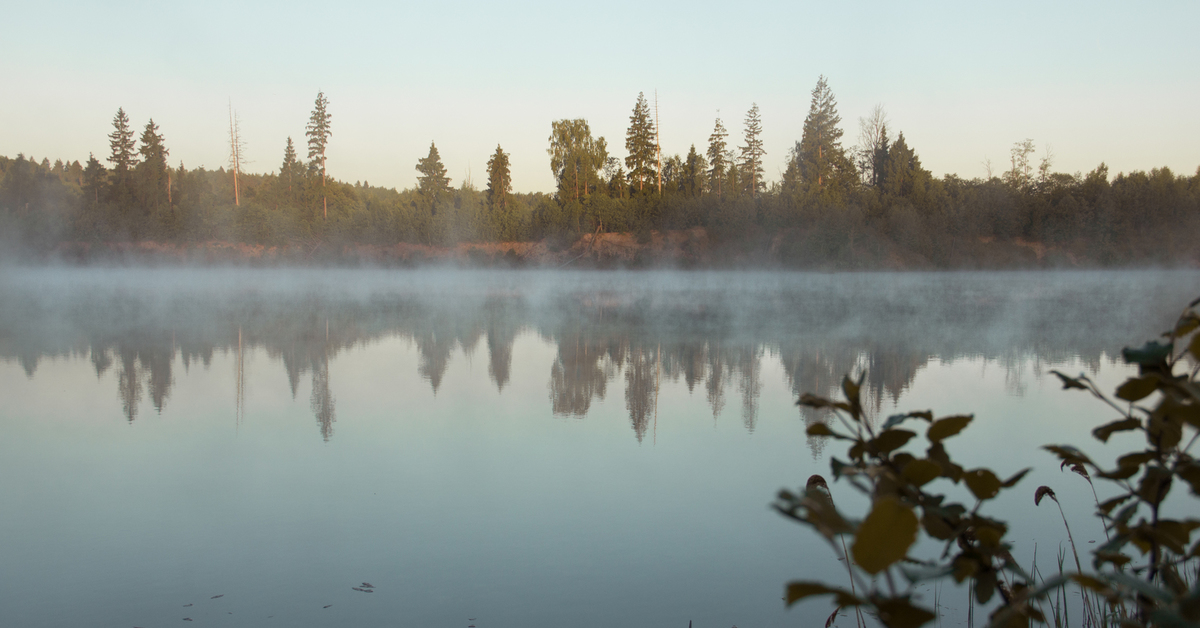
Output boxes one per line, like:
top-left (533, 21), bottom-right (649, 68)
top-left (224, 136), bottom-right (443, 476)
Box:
top-left (777, 297), bottom-right (1200, 627)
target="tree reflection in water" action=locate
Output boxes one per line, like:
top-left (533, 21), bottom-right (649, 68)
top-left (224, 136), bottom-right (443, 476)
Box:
top-left (1, 270), bottom-right (1194, 444)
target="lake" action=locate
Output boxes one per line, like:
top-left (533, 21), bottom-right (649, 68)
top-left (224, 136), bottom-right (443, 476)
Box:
top-left (1, 268), bottom-right (1197, 628)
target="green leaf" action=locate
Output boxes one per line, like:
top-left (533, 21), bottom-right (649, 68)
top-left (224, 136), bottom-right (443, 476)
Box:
top-left (927, 415), bottom-right (973, 442)
top-left (883, 411), bottom-right (934, 431)
top-left (1178, 463), bottom-right (1200, 496)
top-left (902, 459), bottom-right (942, 487)
top-left (1148, 609), bottom-right (1199, 628)
top-left (1122, 340), bottom-right (1172, 366)
top-left (874, 597), bottom-right (937, 628)
top-left (1155, 519), bottom-right (1200, 552)
top-left (783, 581), bottom-right (863, 608)
top-left (1050, 370), bottom-right (1088, 390)
top-left (963, 468), bottom-right (1003, 501)
top-left (807, 423), bottom-right (840, 438)
top-left (1042, 445), bottom-right (1092, 466)
top-left (1093, 551), bottom-right (1132, 568)
top-left (1097, 493), bottom-right (1134, 515)
top-left (1093, 418), bottom-right (1142, 442)
top-left (1160, 398), bottom-right (1200, 430)
top-left (1116, 376), bottom-right (1159, 401)
top-left (798, 393), bottom-right (834, 409)
top-left (830, 457), bottom-right (852, 480)
top-left (1102, 571), bottom-right (1173, 604)
top-left (1137, 466), bottom-right (1173, 505)
top-left (927, 442), bottom-right (963, 482)
top-left (870, 430), bottom-right (916, 455)
top-left (1068, 574), bottom-right (1113, 595)
top-left (1148, 406), bottom-right (1185, 449)
top-left (1001, 468), bottom-right (1032, 487)
top-left (1098, 451), bottom-right (1156, 480)
top-left (852, 497), bottom-right (919, 575)
top-left (920, 506), bottom-right (959, 540)
top-left (899, 562), bottom-right (954, 584)
top-left (975, 570), bottom-right (998, 604)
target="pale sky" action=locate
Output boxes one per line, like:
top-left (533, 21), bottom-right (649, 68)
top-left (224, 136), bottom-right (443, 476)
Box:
top-left (3, 0), bottom-right (1197, 194)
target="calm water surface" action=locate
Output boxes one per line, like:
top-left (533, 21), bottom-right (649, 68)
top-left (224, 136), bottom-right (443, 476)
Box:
top-left (1, 268), bottom-right (1198, 628)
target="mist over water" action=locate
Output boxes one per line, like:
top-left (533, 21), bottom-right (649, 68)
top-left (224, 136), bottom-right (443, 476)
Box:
top-left (1, 268), bottom-right (1197, 627)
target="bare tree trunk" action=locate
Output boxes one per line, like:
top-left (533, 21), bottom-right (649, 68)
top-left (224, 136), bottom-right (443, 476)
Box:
top-left (228, 104), bottom-right (241, 206)
top-left (655, 90), bottom-right (662, 194)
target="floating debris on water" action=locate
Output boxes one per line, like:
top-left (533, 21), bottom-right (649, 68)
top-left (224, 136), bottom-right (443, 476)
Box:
top-left (362, 582), bottom-right (374, 588)
top-left (182, 619), bottom-right (192, 622)
top-left (323, 605), bottom-right (332, 609)
top-left (183, 604), bottom-right (192, 607)
top-left (352, 587), bottom-right (374, 593)
top-left (211, 594), bottom-right (224, 599)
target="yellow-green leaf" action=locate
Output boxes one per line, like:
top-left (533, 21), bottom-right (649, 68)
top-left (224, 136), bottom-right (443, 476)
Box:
top-left (870, 429), bottom-right (916, 455)
top-left (852, 497), bottom-right (918, 574)
top-left (902, 459), bottom-right (942, 487)
top-left (927, 415), bottom-right (973, 442)
top-left (1116, 376), bottom-right (1158, 402)
top-left (1189, 332), bottom-right (1200, 360)
top-left (963, 469), bottom-right (1003, 501)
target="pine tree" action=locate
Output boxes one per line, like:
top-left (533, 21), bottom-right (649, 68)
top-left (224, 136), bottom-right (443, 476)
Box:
top-left (706, 115), bottom-right (729, 197)
top-left (624, 92), bottom-right (657, 192)
top-left (306, 91), bottom-right (332, 219)
top-left (795, 76), bottom-right (847, 190)
top-left (486, 144), bottom-right (512, 212)
top-left (739, 103), bottom-right (766, 197)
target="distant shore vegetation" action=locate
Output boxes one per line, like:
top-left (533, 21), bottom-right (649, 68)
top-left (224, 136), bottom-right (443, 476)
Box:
top-left (2, 79), bottom-right (1198, 268)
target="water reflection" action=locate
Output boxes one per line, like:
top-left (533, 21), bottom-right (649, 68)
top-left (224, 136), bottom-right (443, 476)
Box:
top-left (1, 269), bottom-right (1195, 442)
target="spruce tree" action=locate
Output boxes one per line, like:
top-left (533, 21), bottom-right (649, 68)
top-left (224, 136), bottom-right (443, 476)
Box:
top-left (106, 107), bottom-right (139, 213)
top-left (796, 75), bottom-right (848, 190)
top-left (706, 115), bottom-right (729, 197)
top-left (305, 91), bottom-right (332, 219)
top-left (107, 108), bottom-right (137, 172)
top-left (280, 137), bottom-right (302, 195)
top-left (624, 92), bottom-right (657, 192)
top-left (486, 144), bottom-right (511, 213)
top-left (137, 119), bottom-right (169, 214)
top-left (82, 154), bottom-right (106, 206)
top-left (739, 103), bottom-right (766, 197)
top-left (683, 144), bottom-right (708, 197)
top-left (416, 142), bottom-right (450, 199)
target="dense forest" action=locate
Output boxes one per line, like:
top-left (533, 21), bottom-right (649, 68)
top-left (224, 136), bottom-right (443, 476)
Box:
top-left (2, 78), bottom-right (1198, 267)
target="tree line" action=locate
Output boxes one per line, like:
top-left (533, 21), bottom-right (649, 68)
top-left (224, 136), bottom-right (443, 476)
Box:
top-left (2, 78), bottom-right (1198, 266)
